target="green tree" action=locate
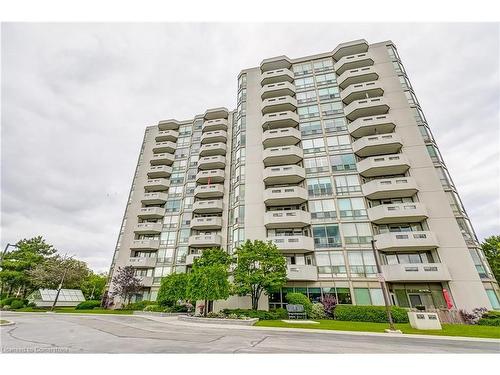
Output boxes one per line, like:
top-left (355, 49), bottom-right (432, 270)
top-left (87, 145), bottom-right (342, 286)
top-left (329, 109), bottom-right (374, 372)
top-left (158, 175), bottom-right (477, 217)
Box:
top-left (481, 236), bottom-right (500, 281)
top-left (232, 240), bottom-right (287, 310)
top-left (28, 256), bottom-right (91, 290)
top-left (157, 272), bottom-right (189, 307)
top-left (0, 236), bottom-right (56, 298)
top-left (81, 272), bottom-right (108, 300)
top-left (110, 266), bottom-right (143, 306)
top-left (186, 248), bottom-right (231, 316)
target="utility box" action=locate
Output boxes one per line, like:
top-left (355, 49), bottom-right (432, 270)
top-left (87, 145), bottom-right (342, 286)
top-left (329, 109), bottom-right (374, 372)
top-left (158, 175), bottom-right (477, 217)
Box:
top-left (408, 312), bottom-right (442, 330)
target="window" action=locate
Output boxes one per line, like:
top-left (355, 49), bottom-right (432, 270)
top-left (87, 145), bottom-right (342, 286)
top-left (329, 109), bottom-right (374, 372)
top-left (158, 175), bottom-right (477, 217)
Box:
top-left (446, 191), bottom-right (465, 215)
top-left (399, 75), bottom-right (411, 90)
top-left (295, 77), bottom-right (315, 90)
top-left (334, 175), bottom-right (362, 195)
top-left (354, 288), bottom-right (384, 305)
top-left (176, 247), bottom-right (188, 263)
top-left (296, 90), bottom-right (317, 104)
top-left (337, 198), bottom-right (368, 219)
top-left (163, 215), bottom-right (179, 229)
top-left (343, 223), bottom-right (372, 246)
top-left (330, 153), bottom-right (356, 172)
top-left (435, 166), bottom-right (453, 189)
top-left (174, 147), bottom-right (189, 159)
top-left (157, 248), bottom-right (174, 264)
top-left (315, 73), bottom-right (336, 86)
top-left (486, 290), bottom-right (500, 310)
top-left (313, 224), bottom-right (341, 248)
top-left (316, 251), bottom-right (346, 277)
top-left (160, 231), bottom-right (177, 246)
top-left (304, 156), bottom-right (329, 174)
top-left (178, 229), bottom-right (190, 244)
top-left (193, 120), bottom-right (203, 131)
top-left (318, 86), bottom-right (340, 101)
top-left (154, 266), bottom-right (171, 278)
top-left (306, 177), bottom-right (333, 197)
top-left (299, 120), bottom-right (322, 136)
top-left (426, 144), bottom-right (442, 163)
top-left (237, 88), bottom-right (247, 103)
top-left (348, 251), bottom-right (377, 277)
top-left (320, 102), bottom-right (343, 117)
top-left (469, 249), bottom-right (488, 278)
top-left (327, 135), bottom-right (351, 152)
top-left (309, 199), bottom-right (336, 219)
top-left (302, 137), bottom-right (325, 154)
top-left (177, 137), bottom-right (191, 148)
top-left (183, 196), bottom-right (194, 209)
top-left (178, 125), bottom-right (192, 137)
top-left (293, 62), bottom-right (313, 76)
top-left (324, 117), bottom-right (347, 133)
top-left (404, 90), bottom-right (417, 106)
top-left (185, 182), bottom-right (196, 196)
top-left (169, 173), bottom-right (184, 185)
top-left (165, 199), bottom-right (181, 212)
top-left (418, 124), bottom-right (432, 142)
top-left (298, 105), bottom-right (320, 120)
top-left (313, 59), bottom-right (334, 72)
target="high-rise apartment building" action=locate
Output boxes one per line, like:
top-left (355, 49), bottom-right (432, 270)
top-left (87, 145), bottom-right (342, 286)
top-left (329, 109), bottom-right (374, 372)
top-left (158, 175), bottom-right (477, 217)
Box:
top-left (107, 39), bottom-right (500, 312)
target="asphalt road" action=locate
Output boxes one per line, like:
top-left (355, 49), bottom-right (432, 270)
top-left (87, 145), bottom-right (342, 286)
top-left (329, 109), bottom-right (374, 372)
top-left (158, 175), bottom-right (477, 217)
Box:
top-left (1, 312), bottom-right (499, 354)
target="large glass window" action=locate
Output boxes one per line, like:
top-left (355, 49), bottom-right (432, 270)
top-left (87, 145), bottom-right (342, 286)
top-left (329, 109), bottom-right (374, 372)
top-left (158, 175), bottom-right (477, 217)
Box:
top-left (165, 199), bottom-right (181, 212)
top-left (293, 62), bottom-right (313, 76)
top-left (313, 224), bottom-right (341, 248)
top-left (296, 90), bottom-right (317, 104)
top-left (435, 166), bottom-right (453, 189)
top-left (327, 135), bottom-right (351, 152)
top-left (486, 290), bottom-right (500, 310)
top-left (348, 251), bottom-right (377, 277)
top-left (316, 251), bottom-right (346, 277)
top-left (298, 105), bottom-right (320, 120)
top-left (295, 77), bottom-right (315, 90)
top-left (321, 102), bottom-right (343, 117)
top-left (160, 231), bottom-right (177, 246)
top-left (324, 117), bottom-right (347, 133)
top-left (315, 73), bottom-right (336, 86)
top-left (330, 153), bottom-right (356, 172)
top-left (334, 175), bottom-right (362, 195)
top-left (338, 198), bottom-right (368, 219)
top-left (163, 215), bottom-right (179, 229)
top-left (302, 137), bottom-right (325, 154)
top-left (343, 223), bottom-right (372, 246)
top-left (354, 288), bottom-right (384, 305)
top-left (299, 120), bottom-right (322, 136)
top-left (313, 59), bottom-right (334, 72)
top-left (318, 86), bottom-right (340, 101)
top-left (308, 199), bottom-right (336, 219)
top-left (306, 177), bottom-right (333, 197)
top-left (304, 156), bottom-right (329, 174)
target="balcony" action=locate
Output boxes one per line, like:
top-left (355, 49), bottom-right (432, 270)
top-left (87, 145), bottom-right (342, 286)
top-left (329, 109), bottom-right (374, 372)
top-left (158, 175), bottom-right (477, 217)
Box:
top-left (158, 119), bottom-right (181, 131)
top-left (382, 263), bottom-right (451, 282)
top-left (374, 231), bottom-right (439, 251)
top-left (188, 234), bottom-right (222, 248)
top-left (150, 152), bottom-right (175, 166)
top-left (262, 127), bottom-right (301, 148)
top-left (357, 154), bottom-right (410, 178)
top-left (334, 51), bottom-right (374, 75)
top-left (261, 67), bottom-right (294, 85)
top-left (263, 145), bottom-right (303, 167)
top-left (190, 216), bottom-right (223, 230)
top-left (140, 192), bottom-right (168, 205)
top-left (152, 141), bottom-right (176, 154)
top-left (338, 66), bottom-right (379, 89)
top-left (201, 130), bottom-right (228, 144)
top-left (155, 130), bottom-right (179, 142)
top-left (128, 257), bottom-right (157, 268)
top-left (352, 133), bottom-right (403, 157)
top-left (260, 55), bottom-right (292, 72)
top-left (264, 186), bottom-right (308, 206)
top-left (130, 239), bottom-right (160, 250)
top-left (264, 210), bottom-right (311, 229)
top-left (368, 203), bottom-right (428, 225)
top-left (262, 111), bottom-right (300, 130)
top-left (348, 114), bottom-right (396, 138)
top-left (134, 223), bottom-right (162, 235)
top-left (137, 207), bottom-right (166, 219)
top-left (194, 184), bottom-right (224, 199)
top-left (268, 236), bottom-right (314, 254)
top-left (344, 97), bottom-right (390, 121)
top-left (261, 81), bottom-right (296, 100)
top-left (199, 142), bottom-right (227, 157)
top-left (147, 165), bottom-right (172, 178)
top-left (332, 39), bottom-right (369, 62)
top-left (263, 165), bottom-right (305, 185)
top-left (261, 96), bottom-right (298, 114)
top-left (202, 118), bottom-right (228, 132)
top-left (198, 155), bottom-right (226, 170)
top-left (186, 253), bottom-right (201, 266)
top-left (138, 276), bottom-right (154, 287)
top-left (203, 107), bottom-right (229, 121)
top-left (192, 199), bottom-right (223, 214)
top-left (287, 265), bottom-right (318, 281)
top-left (341, 81), bottom-right (384, 105)
top-left (144, 178), bottom-right (169, 192)
top-left (196, 169), bottom-right (225, 184)
top-left (362, 177), bottom-right (418, 200)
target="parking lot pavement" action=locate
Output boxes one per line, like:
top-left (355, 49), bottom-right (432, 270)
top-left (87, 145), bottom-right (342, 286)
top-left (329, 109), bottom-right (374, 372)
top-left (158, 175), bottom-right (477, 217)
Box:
top-left (1, 312), bottom-right (499, 354)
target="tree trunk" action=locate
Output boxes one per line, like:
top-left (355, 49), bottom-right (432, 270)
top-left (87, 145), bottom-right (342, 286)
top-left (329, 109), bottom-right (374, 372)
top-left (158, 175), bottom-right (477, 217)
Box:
top-left (204, 299), bottom-right (208, 317)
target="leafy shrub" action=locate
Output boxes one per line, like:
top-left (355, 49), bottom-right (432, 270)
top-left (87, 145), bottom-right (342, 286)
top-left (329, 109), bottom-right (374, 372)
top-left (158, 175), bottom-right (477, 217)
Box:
top-left (334, 305), bottom-right (409, 323)
top-left (123, 300), bottom-right (155, 311)
top-left (27, 302), bottom-right (37, 308)
top-left (320, 294), bottom-right (337, 318)
top-left (0, 297), bottom-right (16, 307)
top-left (478, 310), bottom-right (500, 326)
top-left (221, 308), bottom-right (287, 320)
top-left (76, 300), bottom-right (101, 310)
top-left (2, 305), bottom-right (11, 310)
top-left (228, 313), bottom-right (238, 319)
top-left (143, 304), bottom-right (167, 312)
top-left (460, 307), bottom-right (488, 325)
top-left (206, 312), bottom-right (220, 318)
top-left (286, 292), bottom-right (313, 316)
top-left (171, 304), bottom-right (190, 313)
top-left (10, 300), bottom-right (25, 309)
top-left (309, 303), bottom-right (327, 320)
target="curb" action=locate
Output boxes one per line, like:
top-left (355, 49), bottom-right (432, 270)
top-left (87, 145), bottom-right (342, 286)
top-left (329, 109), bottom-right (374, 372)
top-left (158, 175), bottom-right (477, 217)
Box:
top-left (0, 321), bottom-right (15, 326)
top-left (178, 315), bottom-right (259, 326)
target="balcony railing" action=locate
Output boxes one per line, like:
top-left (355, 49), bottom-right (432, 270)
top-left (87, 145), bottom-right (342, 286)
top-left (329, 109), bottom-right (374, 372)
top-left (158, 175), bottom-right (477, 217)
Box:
top-left (264, 210), bottom-right (311, 228)
top-left (150, 152), bottom-right (175, 166)
top-left (334, 51), bottom-right (374, 75)
top-left (261, 67), bottom-right (294, 85)
top-left (261, 95), bottom-right (298, 114)
top-left (140, 192), bottom-right (168, 205)
top-left (196, 169), bottom-right (225, 184)
top-left (261, 81), bottom-right (296, 100)
top-left (268, 236), bottom-right (314, 253)
top-left (152, 141), bottom-right (176, 154)
top-left (263, 145), bottom-right (303, 166)
top-left (147, 165), bottom-right (172, 178)
top-left (368, 203), bottom-right (428, 224)
top-left (194, 184), bottom-right (224, 198)
top-left (144, 178), bottom-right (170, 192)
top-left (130, 239), bottom-right (160, 250)
top-left (263, 165), bottom-right (305, 185)
top-left (357, 153), bottom-right (410, 177)
top-left (201, 130), bottom-right (228, 144)
top-left (137, 207), bottom-right (166, 219)
top-left (374, 231), bottom-right (439, 251)
top-left (134, 223), bottom-right (162, 234)
top-left (188, 234), bottom-right (222, 248)
top-left (264, 186), bottom-right (308, 206)
top-left (352, 133), bottom-right (403, 157)
top-left (262, 127), bottom-right (301, 148)
top-left (341, 81), bottom-right (384, 105)
top-left (338, 66), bottom-right (379, 89)
top-left (287, 265), bottom-right (318, 281)
top-left (382, 263), bottom-right (451, 282)
top-left (348, 114), bottom-right (396, 138)
top-left (192, 199), bottom-right (223, 213)
top-left (190, 216), bottom-right (223, 230)
top-left (199, 142), bottom-right (227, 157)
top-left (128, 257), bottom-right (157, 268)
top-left (158, 119), bottom-right (181, 131)
top-left (344, 97), bottom-right (390, 121)
top-left (202, 118), bottom-right (228, 132)
top-left (155, 130), bottom-right (179, 142)
top-left (362, 177), bottom-right (418, 200)
top-left (198, 155), bottom-right (226, 170)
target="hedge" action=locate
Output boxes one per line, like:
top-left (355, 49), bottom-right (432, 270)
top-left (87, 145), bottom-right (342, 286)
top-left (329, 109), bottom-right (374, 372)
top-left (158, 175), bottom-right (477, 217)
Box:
top-left (0, 297), bottom-right (16, 307)
top-left (334, 304), bottom-right (409, 323)
top-left (123, 300), bottom-right (155, 311)
top-left (221, 308), bottom-right (288, 320)
top-left (76, 300), bottom-right (101, 310)
top-left (478, 310), bottom-right (500, 326)
top-left (285, 293), bottom-right (313, 316)
top-left (10, 299), bottom-right (26, 309)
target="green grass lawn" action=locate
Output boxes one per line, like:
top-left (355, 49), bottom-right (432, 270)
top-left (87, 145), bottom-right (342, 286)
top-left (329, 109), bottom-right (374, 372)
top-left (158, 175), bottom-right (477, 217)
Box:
top-left (255, 320), bottom-right (500, 339)
top-left (0, 319), bottom-right (9, 324)
top-left (13, 307), bottom-right (133, 315)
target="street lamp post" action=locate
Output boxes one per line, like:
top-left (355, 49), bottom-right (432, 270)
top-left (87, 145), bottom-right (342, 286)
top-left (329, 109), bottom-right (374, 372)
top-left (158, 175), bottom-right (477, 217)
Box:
top-left (50, 254), bottom-right (74, 311)
top-left (0, 243), bottom-right (19, 265)
top-left (371, 239), bottom-right (398, 332)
